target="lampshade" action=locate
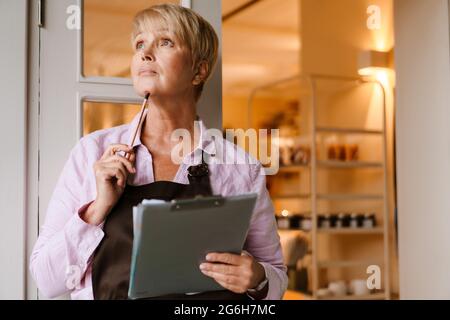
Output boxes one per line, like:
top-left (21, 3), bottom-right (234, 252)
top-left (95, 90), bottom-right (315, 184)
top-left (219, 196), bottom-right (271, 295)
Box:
top-left (358, 50), bottom-right (391, 76)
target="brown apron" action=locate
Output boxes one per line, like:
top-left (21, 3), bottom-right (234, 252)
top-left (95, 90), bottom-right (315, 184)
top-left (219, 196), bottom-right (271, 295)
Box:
top-left (92, 152), bottom-right (250, 300)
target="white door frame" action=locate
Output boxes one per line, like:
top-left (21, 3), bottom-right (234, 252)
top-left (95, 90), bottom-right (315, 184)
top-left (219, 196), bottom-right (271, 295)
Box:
top-left (0, 0), bottom-right (28, 300)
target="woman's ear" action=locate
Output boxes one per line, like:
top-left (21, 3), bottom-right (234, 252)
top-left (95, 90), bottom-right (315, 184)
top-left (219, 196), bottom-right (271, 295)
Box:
top-left (192, 61), bottom-right (209, 86)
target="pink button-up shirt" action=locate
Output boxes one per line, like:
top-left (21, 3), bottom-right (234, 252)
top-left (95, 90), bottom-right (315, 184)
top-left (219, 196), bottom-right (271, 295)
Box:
top-left (30, 110), bottom-right (288, 300)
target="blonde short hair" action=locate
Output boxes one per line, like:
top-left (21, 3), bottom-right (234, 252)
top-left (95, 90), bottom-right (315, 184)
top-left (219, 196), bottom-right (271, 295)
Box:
top-left (131, 4), bottom-right (219, 101)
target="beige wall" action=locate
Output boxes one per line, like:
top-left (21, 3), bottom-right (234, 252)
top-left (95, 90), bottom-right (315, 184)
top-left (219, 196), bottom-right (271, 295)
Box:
top-left (395, 0), bottom-right (450, 299)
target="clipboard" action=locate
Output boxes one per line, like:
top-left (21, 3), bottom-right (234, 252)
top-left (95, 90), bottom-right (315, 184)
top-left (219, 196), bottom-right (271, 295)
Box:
top-left (128, 193), bottom-right (258, 299)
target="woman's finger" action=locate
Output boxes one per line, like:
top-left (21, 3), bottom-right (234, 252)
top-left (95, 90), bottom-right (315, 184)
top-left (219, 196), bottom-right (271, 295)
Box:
top-left (100, 164), bottom-right (127, 186)
top-left (200, 262), bottom-right (239, 276)
top-left (125, 151), bottom-right (136, 163)
top-left (200, 270), bottom-right (240, 286)
top-left (97, 166), bottom-right (126, 187)
top-left (112, 167), bottom-right (127, 188)
top-left (201, 269), bottom-right (243, 293)
top-left (206, 253), bottom-right (242, 266)
top-left (104, 154), bottom-right (136, 173)
top-left (101, 144), bottom-right (134, 160)
top-left (102, 163), bottom-right (128, 186)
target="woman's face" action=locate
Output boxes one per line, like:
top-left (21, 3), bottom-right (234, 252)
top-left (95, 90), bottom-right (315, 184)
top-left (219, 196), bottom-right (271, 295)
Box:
top-left (131, 28), bottom-right (195, 99)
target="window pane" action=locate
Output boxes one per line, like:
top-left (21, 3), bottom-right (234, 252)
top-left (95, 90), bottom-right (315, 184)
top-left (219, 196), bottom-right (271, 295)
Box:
top-left (83, 101), bottom-right (141, 136)
top-left (83, 0), bottom-right (180, 78)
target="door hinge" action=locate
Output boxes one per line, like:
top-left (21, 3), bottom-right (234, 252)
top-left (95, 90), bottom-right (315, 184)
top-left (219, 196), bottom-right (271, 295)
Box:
top-left (38, 0), bottom-right (44, 28)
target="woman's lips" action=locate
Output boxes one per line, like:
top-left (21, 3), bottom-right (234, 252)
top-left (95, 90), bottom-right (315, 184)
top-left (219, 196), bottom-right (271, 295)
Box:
top-left (139, 66), bottom-right (158, 76)
top-left (139, 70), bottom-right (158, 76)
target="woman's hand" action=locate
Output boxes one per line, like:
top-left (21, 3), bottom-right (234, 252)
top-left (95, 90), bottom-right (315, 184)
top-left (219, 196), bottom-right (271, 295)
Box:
top-left (82, 144), bottom-right (136, 225)
top-left (199, 252), bottom-right (266, 294)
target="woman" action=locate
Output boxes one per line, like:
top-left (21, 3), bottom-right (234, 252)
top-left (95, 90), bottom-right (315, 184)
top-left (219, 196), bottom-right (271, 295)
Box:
top-left (30, 4), bottom-right (287, 300)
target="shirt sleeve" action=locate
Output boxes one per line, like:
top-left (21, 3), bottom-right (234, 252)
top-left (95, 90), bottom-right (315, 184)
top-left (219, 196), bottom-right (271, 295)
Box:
top-left (243, 163), bottom-right (288, 300)
top-left (29, 138), bottom-right (104, 299)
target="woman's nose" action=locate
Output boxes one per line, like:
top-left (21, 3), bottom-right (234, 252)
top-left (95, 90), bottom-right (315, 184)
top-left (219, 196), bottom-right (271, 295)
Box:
top-left (141, 54), bottom-right (153, 62)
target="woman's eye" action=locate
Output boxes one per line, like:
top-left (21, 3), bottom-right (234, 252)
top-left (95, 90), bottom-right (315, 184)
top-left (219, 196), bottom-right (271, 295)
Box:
top-left (160, 39), bottom-right (174, 47)
top-left (136, 41), bottom-right (144, 50)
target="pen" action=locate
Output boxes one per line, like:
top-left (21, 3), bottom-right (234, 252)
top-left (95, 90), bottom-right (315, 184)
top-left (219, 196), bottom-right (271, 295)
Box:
top-left (125, 92), bottom-right (150, 160)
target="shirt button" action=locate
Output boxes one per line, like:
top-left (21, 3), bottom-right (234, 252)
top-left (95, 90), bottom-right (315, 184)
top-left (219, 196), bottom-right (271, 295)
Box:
top-left (94, 229), bottom-right (102, 238)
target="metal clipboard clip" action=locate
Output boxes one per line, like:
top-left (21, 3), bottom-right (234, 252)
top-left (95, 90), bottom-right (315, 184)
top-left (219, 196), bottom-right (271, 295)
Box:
top-left (170, 195), bottom-right (225, 211)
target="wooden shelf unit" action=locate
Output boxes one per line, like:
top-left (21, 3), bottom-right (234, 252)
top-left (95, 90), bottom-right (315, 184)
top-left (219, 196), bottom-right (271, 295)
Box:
top-left (249, 74), bottom-right (391, 300)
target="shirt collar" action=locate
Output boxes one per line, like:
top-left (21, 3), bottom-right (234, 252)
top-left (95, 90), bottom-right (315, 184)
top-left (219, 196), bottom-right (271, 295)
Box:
top-left (126, 108), bottom-right (216, 155)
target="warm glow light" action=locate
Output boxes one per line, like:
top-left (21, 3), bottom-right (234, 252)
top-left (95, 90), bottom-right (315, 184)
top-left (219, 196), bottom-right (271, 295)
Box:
top-left (281, 209), bottom-right (289, 217)
top-left (358, 67), bottom-right (384, 77)
top-left (374, 38), bottom-right (387, 52)
top-left (358, 67), bottom-right (395, 88)
top-left (358, 49), bottom-right (395, 88)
